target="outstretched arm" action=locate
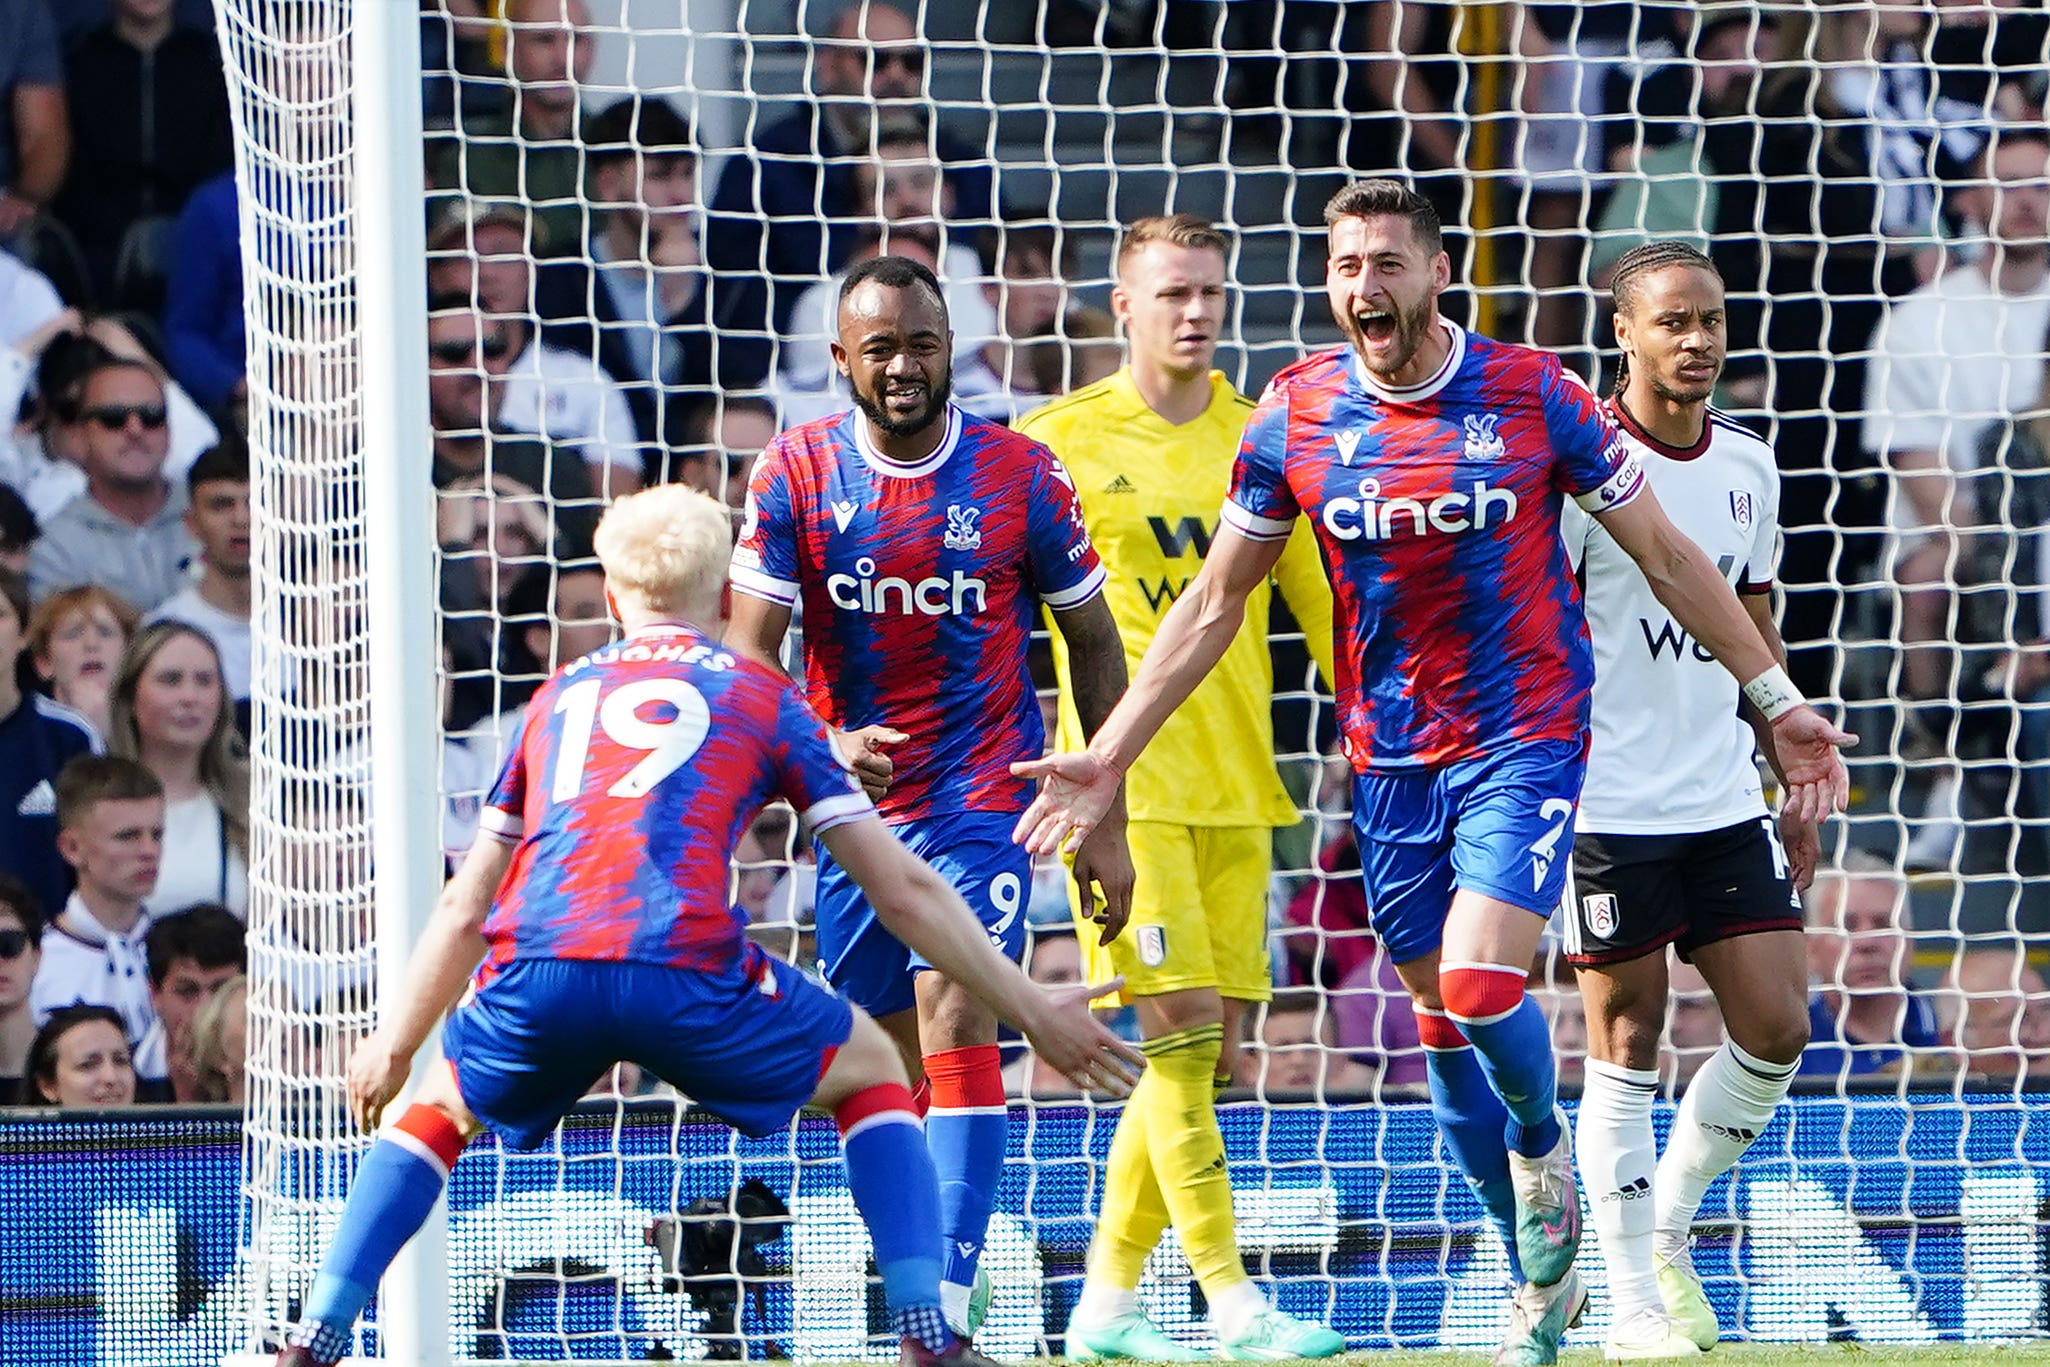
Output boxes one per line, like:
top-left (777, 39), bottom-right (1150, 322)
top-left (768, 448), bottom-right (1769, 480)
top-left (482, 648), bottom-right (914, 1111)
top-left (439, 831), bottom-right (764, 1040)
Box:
top-left (820, 816), bottom-right (1145, 1093)
top-left (1594, 489), bottom-right (1853, 821)
top-left (1014, 524), bottom-right (1286, 853)
top-left (347, 837), bottom-right (514, 1129)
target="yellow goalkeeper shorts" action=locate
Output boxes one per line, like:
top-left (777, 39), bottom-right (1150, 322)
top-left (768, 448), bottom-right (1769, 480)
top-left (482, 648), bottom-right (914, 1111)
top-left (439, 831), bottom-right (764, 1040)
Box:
top-left (1071, 821), bottom-right (1273, 1004)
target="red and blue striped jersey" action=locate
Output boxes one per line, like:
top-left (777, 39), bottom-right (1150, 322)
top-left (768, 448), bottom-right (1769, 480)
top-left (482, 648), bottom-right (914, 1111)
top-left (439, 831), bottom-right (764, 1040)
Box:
top-left (475, 623), bottom-right (872, 978)
top-left (729, 404), bottom-right (1105, 821)
top-left (1223, 324), bottom-right (1645, 771)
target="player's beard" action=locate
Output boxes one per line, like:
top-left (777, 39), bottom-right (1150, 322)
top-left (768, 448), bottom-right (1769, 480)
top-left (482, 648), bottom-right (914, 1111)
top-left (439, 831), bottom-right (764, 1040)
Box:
top-left (1647, 356), bottom-right (1720, 407)
top-left (854, 367), bottom-right (953, 437)
top-left (1349, 293), bottom-right (1433, 380)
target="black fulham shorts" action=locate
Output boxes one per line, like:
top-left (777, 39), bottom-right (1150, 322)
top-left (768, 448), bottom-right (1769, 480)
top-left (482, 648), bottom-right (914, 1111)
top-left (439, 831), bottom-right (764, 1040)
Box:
top-left (1562, 816), bottom-right (1803, 967)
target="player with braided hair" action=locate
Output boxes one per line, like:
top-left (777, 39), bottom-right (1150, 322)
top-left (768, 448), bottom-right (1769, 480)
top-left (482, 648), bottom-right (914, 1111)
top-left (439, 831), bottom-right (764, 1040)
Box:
top-left (1562, 239), bottom-right (1820, 1359)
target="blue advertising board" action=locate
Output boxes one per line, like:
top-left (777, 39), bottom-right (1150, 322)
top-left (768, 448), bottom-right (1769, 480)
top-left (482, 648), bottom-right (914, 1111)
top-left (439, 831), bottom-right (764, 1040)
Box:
top-left (3, 1094), bottom-right (2045, 1364)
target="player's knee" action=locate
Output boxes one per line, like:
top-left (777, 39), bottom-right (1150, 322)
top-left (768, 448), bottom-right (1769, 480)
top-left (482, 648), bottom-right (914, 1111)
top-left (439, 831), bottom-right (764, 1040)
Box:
top-left (1733, 1010), bottom-right (1810, 1068)
top-left (817, 1012), bottom-right (909, 1108)
top-left (1438, 963), bottom-right (1530, 1027)
top-left (1585, 1011), bottom-right (1661, 1072)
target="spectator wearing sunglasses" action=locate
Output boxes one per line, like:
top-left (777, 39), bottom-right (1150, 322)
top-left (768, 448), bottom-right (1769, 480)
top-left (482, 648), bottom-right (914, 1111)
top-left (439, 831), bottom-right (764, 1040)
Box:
top-left (25, 358), bottom-right (198, 613)
top-left (425, 291), bottom-right (598, 560)
top-left (0, 874), bottom-right (42, 1100)
top-left (701, 0), bottom-right (993, 388)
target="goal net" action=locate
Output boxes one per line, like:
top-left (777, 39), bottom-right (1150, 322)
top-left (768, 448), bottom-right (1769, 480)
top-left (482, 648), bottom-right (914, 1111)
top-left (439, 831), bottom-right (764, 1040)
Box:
top-left (215, 0), bottom-right (2050, 1361)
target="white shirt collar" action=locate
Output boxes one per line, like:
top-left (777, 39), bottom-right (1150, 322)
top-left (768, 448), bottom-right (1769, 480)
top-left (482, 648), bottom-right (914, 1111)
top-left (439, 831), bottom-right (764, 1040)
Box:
top-left (854, 402), bottom-right (963, 480)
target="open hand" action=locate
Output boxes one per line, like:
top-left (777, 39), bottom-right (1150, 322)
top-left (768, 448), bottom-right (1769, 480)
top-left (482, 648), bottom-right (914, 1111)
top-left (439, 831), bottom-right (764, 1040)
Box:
top-left (1025, 977), bottom-right (1146, 1096)
top-left (1011, 750), bottom-right (1121, 855)
top-left (837, 725), bottom-right (908, 803)
top-left (1778, 808), bottom-right (1820, 891)
top-left (1771, 704), bottom-right (1855, 823)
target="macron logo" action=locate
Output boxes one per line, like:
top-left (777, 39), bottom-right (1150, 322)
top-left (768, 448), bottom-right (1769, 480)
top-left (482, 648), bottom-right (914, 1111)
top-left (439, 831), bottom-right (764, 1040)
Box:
top-left (16, 779), bottom-right (54, 818)
top-left (1334, 430), bottom-right (1361, 466)
top-left (831, 499), bottom-right (859, 533)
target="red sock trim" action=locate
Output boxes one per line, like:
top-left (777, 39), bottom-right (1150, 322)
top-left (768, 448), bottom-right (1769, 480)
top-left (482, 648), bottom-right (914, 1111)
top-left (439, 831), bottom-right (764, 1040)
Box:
top-left (1413, 1007), bottom-right (1470, 1051)
top-left (393, 1103), bottom-right (468, 1171)
top-left (922, 1044), bottom-right (1005, 1109)
top-left (835, 1081), bottom-right (921, 1137)
top-left (1438, 963), bottom-right (1529, 1025)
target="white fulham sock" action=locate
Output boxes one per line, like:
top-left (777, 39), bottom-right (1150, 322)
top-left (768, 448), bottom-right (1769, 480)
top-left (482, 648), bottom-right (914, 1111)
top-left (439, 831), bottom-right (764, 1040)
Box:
top-left (1577, 1057), bottom-right (1664, 1320)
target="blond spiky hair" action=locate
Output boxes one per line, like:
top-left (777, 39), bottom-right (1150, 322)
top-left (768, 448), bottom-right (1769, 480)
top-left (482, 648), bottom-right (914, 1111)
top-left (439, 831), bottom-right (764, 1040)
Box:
top-left (593, 483), bottom-right (733, 619)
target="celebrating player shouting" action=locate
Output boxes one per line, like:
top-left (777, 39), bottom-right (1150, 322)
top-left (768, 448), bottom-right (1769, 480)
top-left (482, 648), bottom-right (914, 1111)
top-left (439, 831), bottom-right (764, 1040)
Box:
top-left (1014, 181), bottom-right (1852, 1367)
top-left (1016, 214), bottom-right (1342, 1361)
top-left (728, 255), bottom-right (1132, 1338)
top-left (275, 486), bottom-right (1140, 1367)
top-left (1563, 241), bottom-right (1817, 1360)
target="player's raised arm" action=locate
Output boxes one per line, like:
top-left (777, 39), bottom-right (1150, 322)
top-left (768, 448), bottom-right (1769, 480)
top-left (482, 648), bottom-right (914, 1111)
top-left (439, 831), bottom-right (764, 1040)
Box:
top-left (1591, 488), bottom-right (1853, 820)
top-left (817, 815), bottom-right (1145, 1093)
top-left (1014, 522), bottom-right (1287, 855)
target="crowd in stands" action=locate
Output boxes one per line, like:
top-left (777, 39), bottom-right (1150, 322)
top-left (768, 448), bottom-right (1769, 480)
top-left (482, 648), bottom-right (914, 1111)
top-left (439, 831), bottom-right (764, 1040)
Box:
top-left (2, 0), bottom-right (2050, 1109)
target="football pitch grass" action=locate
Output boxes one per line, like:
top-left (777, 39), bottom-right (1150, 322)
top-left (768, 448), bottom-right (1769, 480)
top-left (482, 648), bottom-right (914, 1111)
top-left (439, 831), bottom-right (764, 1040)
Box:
top-left (986, 1350), bottom-right (2050, 1367)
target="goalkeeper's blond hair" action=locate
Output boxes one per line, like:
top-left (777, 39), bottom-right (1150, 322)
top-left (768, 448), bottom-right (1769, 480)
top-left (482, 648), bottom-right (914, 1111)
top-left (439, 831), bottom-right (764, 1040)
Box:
top-left (593, 484), bottom-right (733, 621)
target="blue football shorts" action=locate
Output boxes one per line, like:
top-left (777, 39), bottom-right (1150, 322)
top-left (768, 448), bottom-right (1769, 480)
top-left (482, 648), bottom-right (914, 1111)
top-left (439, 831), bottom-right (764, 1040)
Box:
top-left (1350, 738), bottom-right (1586, 965)
top-left (443, 947), bottom-right (853, 1149)
top-left (812, 808), bottom-right (1030, 1018)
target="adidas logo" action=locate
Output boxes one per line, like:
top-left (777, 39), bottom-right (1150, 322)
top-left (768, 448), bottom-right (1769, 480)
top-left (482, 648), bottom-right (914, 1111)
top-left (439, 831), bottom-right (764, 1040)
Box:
top-left (1702, 1124), bottom-right (1758, 1143)
top-left (1103, 474), bottom-right (1136, 494)
top-left (1601, 1177), bottom-right (1652, 1204)
top-left (16, 779), bottom-right (54, 818)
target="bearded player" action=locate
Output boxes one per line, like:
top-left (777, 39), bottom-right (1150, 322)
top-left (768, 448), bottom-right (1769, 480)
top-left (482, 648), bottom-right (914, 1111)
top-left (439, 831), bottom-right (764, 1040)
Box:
top-left (1016, 213), bottom-right (1342, 1361)
top-left (1013, 181), bottom-right (1852, 1366)
top-left (1562, 240), bottom-right (1817, 1360)
top-left (727, 254), bottom-right (1133, 1338)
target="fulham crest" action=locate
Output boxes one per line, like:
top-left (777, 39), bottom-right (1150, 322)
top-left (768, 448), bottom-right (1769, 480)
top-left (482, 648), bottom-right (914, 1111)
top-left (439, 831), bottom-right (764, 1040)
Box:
top-left (1581, 893), bottom-right (1619, 940)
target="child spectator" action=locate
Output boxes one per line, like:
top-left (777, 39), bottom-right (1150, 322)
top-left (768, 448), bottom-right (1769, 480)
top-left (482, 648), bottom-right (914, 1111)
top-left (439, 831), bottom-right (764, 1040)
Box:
top-left (135, 902), bottom-right (244, 1102)
top-left (28, 754), bottom-right (162, 1045)
top-left (25, 583), bottom-right (135, 737)
top-left (0, 874), bottom-right (42, 1098)
top-left (0, 570), bottom-right (101, 922)
top-left (18, 1003), bottom-right (135, 1107)
top-left (145, 441), bottom-right (252, 712)
top-left (187, 971), bottom-right (246, 1104)
top-left (106, 621), bottom-right (249, 918)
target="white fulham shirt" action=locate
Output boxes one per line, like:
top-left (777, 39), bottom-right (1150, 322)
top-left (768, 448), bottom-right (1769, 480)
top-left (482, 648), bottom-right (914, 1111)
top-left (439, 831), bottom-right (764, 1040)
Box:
top-left (1563, 403), bottom-right (1779, 836)
top-left (28, 895), bottom-right (156, 1045)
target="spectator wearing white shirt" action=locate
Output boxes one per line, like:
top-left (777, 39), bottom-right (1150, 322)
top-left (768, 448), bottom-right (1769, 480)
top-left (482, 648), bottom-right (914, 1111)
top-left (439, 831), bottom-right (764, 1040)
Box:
top-left (427, 200), bottom-right (646, 496)
top-left (27, 754), bottom-right (162, 1048)
top-left (106, 622), bottom-right (247, 918)
top-left (1863, 129), bottom-right (2050, 702)
top-left (144, 442), bottom-right (250, 710)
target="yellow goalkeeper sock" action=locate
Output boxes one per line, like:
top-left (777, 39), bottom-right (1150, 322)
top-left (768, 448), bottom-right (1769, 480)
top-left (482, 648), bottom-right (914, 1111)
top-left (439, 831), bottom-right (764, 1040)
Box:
top-left (1142, 1022), bottom-right (1248, 1296)
top-left (1086, 1069), bottom-right (1171, 1292)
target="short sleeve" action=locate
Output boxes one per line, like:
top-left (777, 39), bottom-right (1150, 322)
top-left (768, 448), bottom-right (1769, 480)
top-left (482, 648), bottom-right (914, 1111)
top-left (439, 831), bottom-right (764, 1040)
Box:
top-left (477, 705), bottom-right (532, 843)
top-left (728, 440), bottom-right (802, 606)
top-left (772, 684), bottom-right (874, 832)
top-left (1744, 460), bottom-right (1780, 594)
top-left (1220, 390), bottom-right (1300, 541)
top-left (1023, 449), bottom-right (1106, 611)
top-left (1542, 360), bottom-right (1645, 513)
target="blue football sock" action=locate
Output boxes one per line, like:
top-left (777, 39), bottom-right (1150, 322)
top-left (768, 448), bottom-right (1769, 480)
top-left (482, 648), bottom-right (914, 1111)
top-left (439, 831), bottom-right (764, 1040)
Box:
top-left (839, 1083), bottom-right (951, 1351)
top-left (1460, 995), bottom-right (1564, 1157)
top-left (289, 1106), bottom-right (465, 1362)
top-left (1424, 1039), bottom-right (1524, 1283)
top-left (924, 1044), bottom-right (1007, 1329)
